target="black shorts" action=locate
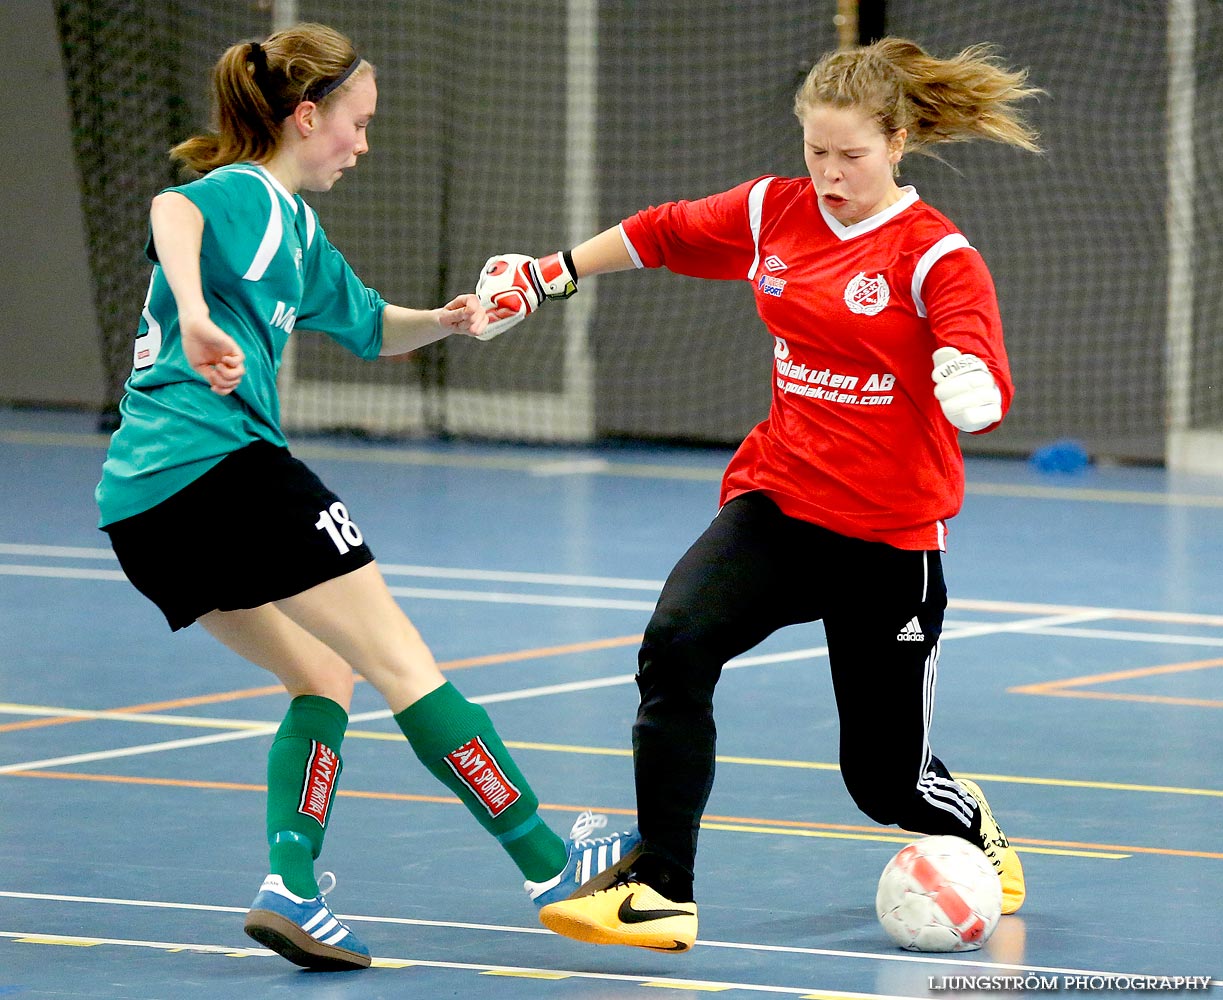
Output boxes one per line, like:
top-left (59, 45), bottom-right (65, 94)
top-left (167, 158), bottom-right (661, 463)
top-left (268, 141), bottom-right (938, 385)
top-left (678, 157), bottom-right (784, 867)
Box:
top-left (103, 440), bottom-right (375, 631)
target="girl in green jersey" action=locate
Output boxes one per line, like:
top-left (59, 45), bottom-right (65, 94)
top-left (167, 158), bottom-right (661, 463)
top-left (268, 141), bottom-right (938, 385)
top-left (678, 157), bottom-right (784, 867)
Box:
top-left (96, 22), bottom-right (637, 971)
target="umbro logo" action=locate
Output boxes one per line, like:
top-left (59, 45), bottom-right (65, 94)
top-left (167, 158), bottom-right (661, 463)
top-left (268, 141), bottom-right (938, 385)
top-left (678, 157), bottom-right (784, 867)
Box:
top-left (897, 617), bottom-right (925, 642)
top-left (763, 254), bottom-right (788, 272)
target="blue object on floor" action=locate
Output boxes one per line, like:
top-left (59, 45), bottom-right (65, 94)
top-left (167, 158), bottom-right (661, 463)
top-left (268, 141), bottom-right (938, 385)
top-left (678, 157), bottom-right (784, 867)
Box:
top-left (1030, 438), bottom-right (1090, 473)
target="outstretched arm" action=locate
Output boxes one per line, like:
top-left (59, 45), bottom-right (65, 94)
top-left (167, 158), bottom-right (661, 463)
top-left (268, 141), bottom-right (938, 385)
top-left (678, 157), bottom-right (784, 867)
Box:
top-left (378, 294), bottom-right (491, 356)
top-left (149, 192), bottom-right (246, 395)
top-left (474, 226), bottom-right (637, 340)
top-left (570, 226), bottom-right (636, 277)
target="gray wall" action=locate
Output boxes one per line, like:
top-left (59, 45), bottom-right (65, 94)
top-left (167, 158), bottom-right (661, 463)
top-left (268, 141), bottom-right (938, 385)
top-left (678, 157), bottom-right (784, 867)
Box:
top-left (0, 0), bottom-right (103, 408)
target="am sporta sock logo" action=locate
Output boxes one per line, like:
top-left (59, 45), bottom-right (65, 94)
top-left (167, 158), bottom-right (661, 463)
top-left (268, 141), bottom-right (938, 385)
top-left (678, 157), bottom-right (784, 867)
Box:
top-left (444, 736), bottom-right (522, 817)
top-left (298, 741), bottom-right (340, 826)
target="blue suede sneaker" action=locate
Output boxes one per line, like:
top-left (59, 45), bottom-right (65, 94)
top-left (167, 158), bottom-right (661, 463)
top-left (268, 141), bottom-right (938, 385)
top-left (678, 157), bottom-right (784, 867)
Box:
top-left (525, 810), bottom-right (642, 909)
top-left (243, 872), bottom-right (371, 970)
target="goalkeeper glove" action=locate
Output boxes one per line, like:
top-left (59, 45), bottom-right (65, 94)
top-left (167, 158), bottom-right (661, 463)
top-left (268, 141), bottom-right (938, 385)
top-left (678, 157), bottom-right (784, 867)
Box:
top-left (931, 347), bottom-right (1003, 433)
top-left (474, 251), bottom-right (578, 341)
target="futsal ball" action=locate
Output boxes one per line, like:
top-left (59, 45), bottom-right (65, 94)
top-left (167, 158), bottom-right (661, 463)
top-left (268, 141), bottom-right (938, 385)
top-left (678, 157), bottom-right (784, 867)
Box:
top-left (875, 835), bottom-right (1002, 952)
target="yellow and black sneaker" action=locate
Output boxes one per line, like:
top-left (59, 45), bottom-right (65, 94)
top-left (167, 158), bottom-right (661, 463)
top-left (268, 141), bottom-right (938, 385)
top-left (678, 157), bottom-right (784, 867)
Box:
top-left (959, 778), bottom-right (1026, 914)
top-left (539, 879), bottom-right (697, 952)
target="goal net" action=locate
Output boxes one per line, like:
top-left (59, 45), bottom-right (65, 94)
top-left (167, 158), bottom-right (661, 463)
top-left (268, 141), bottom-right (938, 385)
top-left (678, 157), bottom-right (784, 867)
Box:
top-left (59, 1), bottom-right (1223, 464)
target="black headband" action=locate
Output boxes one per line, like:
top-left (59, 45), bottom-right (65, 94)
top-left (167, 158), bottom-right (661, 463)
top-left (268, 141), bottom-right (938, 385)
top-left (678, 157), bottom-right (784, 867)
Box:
top-left (248, 41), bottom-right (270, 81)
top-left (305, 56), bottom-right (363, 104)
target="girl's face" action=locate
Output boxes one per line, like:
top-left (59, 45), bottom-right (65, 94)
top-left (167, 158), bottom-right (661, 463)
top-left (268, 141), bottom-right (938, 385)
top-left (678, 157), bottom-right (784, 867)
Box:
top-left (297, 70), bottom-right (377, 193)
top-left (801, 103), bottom-right (905, 226)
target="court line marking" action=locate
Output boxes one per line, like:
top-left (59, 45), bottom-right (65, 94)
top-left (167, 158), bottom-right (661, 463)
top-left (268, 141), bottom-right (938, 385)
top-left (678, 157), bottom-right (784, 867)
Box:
top-left (9, 541), bottom-right (1223, 621)
top-left (1021, 626), bottom-right (1223, 649)
top-left (6, 771), bottom-right (1216, 860)
top-left (0, 928), bottom-right (919, 1000)
top-left (2, 611), bottom-right (1220, 800)
top-left (0, 634), bottom-right (644, 734)
top-left (6, 432), bottom-right (1223, 508)
top-left (3, 704), bottom-right (1219, 802)
top-left (0, 609), bottom-right (1117, 772)
top-left (1010, 657), bottom-right (1223, 709)
top-left (3, 896), bottom-right (1218, 987)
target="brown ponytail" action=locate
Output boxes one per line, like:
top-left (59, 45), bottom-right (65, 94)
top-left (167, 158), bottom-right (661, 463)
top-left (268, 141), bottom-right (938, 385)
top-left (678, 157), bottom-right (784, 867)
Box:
top-left (170, 22), bottom-right (369, 174)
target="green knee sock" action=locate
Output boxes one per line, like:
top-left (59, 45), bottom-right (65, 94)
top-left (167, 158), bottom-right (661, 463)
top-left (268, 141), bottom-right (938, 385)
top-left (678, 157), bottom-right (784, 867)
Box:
top-left (394, 682), bottom-right (566, 882)
top-left (265, 695), bottom-right (348, 898)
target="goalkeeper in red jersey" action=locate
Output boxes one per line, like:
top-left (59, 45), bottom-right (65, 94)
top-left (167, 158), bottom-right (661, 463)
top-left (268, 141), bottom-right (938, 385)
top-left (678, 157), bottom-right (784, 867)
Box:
top-left (475, 36), bottom-right (1041, 952)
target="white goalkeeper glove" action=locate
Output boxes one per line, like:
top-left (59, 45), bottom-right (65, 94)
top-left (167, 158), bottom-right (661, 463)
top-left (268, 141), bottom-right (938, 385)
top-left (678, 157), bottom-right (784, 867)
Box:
top-left (474, 251), bottom-right (579, 341)
top-left (931, 347), bottom-right (1003, 433)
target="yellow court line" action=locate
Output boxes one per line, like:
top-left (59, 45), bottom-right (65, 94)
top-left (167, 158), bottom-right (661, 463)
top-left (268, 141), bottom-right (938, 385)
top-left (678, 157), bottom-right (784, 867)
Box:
top-left (482, 970), bottom-right (572, 980)
top-left (950, 770), bottom-right (1223, 798)
top-left (504, 740), bottom-right (845, 772)
top-left (497, 740), bottom-right (1223, 799)
top-left (5, 769), bottom-right (1217, 860)
top-left (1, 714), bottom-right (1216, 799)
top-left (14, 934), bottom-right (101, 947)
top-left (700, 823), bottom-right (1129, 859)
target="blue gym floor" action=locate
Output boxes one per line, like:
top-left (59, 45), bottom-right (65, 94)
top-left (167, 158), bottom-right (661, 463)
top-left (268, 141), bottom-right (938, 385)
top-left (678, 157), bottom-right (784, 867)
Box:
top-left (2, 405), bottom-right (1220, 998)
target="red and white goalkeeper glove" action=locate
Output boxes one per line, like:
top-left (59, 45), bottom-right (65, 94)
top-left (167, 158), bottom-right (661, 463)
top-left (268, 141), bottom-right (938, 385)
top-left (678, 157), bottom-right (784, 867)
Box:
top-left (931, 347), bottom-right (1003, 432)
top-left (474, 251), bottom-right (578, 341)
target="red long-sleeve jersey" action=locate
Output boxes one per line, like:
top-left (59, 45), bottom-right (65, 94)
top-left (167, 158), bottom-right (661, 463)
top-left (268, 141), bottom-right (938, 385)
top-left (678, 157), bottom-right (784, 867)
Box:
top-left (620, 176), bottom-right (1014, 550)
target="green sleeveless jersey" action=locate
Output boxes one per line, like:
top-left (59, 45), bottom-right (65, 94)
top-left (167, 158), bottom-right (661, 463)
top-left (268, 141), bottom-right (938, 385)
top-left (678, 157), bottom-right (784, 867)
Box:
top-left (96, 164), bottom-right (387, 526)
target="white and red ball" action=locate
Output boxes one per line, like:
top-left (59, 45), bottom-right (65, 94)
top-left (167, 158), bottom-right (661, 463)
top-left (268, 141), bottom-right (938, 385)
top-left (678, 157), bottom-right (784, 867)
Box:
top-left (876, 835), bottom-right (1002, 952)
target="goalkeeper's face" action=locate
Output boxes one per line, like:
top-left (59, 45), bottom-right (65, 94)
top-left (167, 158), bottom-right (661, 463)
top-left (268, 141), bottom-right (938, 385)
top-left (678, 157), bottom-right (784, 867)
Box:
top-left (801, 104), bottom-right (905, 226)
top-left (297, 72), bottom-right (378, 193)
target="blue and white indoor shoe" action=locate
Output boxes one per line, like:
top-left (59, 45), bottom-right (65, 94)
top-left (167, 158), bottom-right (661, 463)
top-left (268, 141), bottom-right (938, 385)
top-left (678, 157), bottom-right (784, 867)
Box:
top-left (244, 872), bottom-right (371, 970)
top-left (526, 810), bottom-right (643, 909)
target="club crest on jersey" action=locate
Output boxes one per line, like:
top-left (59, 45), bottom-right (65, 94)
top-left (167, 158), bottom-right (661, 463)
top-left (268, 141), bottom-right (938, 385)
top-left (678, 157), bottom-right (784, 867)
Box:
top-left (844, 272), bottom-right (890, 316)
top-left (298, 741), bottom-right (340, 827)
top-left (758, 274), bottom-right (787, 297)
top-left (444, 736), bottom-right (522, 818)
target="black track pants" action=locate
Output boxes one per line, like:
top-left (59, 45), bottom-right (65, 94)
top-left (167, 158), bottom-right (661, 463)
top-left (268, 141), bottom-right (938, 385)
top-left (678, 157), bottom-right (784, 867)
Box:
top-left (632, 491), bottom-right (979, 876)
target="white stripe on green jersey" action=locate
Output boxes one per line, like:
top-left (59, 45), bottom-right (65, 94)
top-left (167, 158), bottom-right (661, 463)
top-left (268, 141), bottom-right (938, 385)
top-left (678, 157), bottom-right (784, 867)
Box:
top-left (96, 164), bottom-right (387, 526)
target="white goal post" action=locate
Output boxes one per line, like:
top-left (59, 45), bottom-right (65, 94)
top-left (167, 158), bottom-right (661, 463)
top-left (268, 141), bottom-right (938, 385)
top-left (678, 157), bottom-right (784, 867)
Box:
top-left (1165, 0), bottom-right (1223, 474)
top-left (272, 0), bottom-right (598, 442)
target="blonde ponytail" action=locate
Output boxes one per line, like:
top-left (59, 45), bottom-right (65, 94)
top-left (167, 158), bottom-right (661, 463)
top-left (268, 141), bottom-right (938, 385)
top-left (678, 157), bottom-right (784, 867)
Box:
top-left (795, 36), bottom-right (1043, 155)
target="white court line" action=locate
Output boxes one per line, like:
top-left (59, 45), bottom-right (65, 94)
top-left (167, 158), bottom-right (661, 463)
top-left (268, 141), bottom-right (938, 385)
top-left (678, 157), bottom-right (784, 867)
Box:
top-left (0, 727), bottom-right (277, 775)
top-left (1, 893), bottom-right (1217, 988)
top-left (527, 457), bottom-right (613, 476)
top-left (386, 586), bottom-right (656, 611)
top-left (378, 562), bottom-right (664, 590)
top-left (7, 544), bottom-right (1223, 627)
top-left (0, 543), bottom-right (118, 560)
top-left (0, 610), bottom-right (1116, 775)
top-left (1025, 625), bottom-right (1223, 648)
top-left (0, 564), bottom-right (126, 581)
top-left (0, 544), bottom-right (667, 590)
